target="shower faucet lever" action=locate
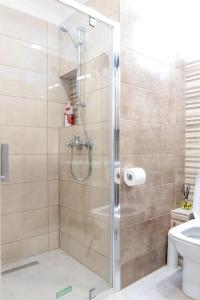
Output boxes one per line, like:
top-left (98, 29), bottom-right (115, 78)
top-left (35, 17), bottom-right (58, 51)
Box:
top-left (66, 135), bottom-right (93, 151)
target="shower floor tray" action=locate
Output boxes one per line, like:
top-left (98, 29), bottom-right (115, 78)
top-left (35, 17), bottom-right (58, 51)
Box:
top-left (1, 249), bottom-right (109, 300)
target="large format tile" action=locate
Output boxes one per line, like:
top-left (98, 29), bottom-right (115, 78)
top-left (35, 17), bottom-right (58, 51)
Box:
top-left (0, 35), bottom-right (47, 73)
top-left (49, 206), bottom-right (59, 232)
top-left (0, 65), bottom-right (47, 100)
top-left (121, 246), bottom-right (167, 288)
top-left (120, 120), bottom-right (176, 155)
top-left (124, 267), bottom-right (190, 300)
top-left (48, 180), bottom-right (59, 206)
top-left (48, 102), bottom-right (64, 127)
top-left (68, 209), bottom-right (109, 256)
top-left (2, 249), bottom-right (109, 300)
top-left (8, 155), bottom-right (47, 184)
top-left (48, 128), bottom-right (59, 154)
top-left (120, 184), bottom-right (175, 226)
top-left (48, 231), bottom-right (59, 250)
top-left (0, 96), bottom-right (47, 127)
top-left (47, 76), bottom-right (69, 103)
top-left (2, 181), bottom-right (48, 214)
top-left (120, 215), bottom-right (170, 266)
top-left (48, 154), bottom-right (59, 180)
top-left (1, 234), bottom-right (48, 265)
top-left (0, 281), bottom-right (16, 300)
top-left (121, 83), bottom-right (175, 124)
top-left (2, 208), bottom-right (48, 244)
top-left (0, 126), bottom-right (47, 154)
top-left (0, 5), bottom-right (47, 46)
top-left (121, 48), bottom-right (170, 92)
top-left (60, 181), bottom-right (109, 222)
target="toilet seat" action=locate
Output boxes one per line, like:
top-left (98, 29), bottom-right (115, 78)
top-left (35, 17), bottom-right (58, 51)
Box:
top-left (169, 219), bottom-right (200, 246)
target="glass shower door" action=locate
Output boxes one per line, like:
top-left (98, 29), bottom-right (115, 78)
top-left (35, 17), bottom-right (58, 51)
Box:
top-left (0, 1), bottom-right (118, 299)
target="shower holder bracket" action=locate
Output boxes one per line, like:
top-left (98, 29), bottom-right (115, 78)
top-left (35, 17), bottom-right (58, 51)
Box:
top-left (89, 288), bottom-right (96, 299)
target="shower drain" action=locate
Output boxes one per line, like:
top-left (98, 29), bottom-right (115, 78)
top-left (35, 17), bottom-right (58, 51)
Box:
top-left (1, 261), bottom-right (39, 275)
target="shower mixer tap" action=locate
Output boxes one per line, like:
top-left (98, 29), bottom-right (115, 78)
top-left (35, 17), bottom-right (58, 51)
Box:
top-left (66, 135), bottom-right (93, 150)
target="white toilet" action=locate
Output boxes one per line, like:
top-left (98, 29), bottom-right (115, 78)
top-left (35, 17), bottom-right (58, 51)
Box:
top-left (168, 173), bottom-right (200, 300)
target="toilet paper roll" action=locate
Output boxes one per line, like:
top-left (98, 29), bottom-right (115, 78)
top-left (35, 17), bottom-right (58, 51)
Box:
top-left (124, 168), bottom-right (146, 186)
top-left (114, 167), bottom-right (120, 185)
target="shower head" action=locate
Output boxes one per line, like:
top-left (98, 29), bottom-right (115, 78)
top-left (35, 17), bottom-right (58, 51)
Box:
top-left (60, 23), bottom-right (85, 48)
top-left (60, 24), bottom-right (69, 33)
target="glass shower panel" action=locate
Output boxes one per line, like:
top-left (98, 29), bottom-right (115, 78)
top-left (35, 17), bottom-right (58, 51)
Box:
top-left (0, 2), bottom-right (114, 300)
top-left (59, 3), bottom-right (113, 292)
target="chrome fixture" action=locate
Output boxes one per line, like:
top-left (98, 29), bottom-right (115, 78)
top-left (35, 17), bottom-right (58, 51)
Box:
top-left (60, 24), bottom-right (84, 48)
top-left (67, 135), bottom-right (93, 151)
top-left (61, 23), bottom-right (93, 181)
top-left (0, 144), bottom-right (9, 182)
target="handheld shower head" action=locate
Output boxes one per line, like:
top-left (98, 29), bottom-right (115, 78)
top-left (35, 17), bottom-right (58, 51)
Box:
top-left (60, 24), bottom-right (69, 33)
top-left (60, 23), bottom-right (85, 48)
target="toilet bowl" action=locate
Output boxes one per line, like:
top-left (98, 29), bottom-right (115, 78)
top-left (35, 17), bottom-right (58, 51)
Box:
top-left (168, 173), bottom-right (200, 300)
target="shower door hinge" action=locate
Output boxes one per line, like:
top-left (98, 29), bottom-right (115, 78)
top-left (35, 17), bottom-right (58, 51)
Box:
top-left (89, 288), bottom-right (96, 299)
top-left (89, 16), bottom-right (96, 27)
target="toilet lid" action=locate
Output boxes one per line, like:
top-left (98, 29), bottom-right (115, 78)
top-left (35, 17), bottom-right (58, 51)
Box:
top-left (193, 173), bottom-right (200, 218)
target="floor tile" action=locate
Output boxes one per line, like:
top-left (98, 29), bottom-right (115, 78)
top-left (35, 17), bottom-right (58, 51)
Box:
top-left (2, 249), bottom-right (110, 300)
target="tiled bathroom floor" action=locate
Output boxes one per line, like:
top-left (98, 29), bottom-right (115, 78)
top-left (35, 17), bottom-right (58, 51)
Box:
top-left (97, 267), bottom-right (191, 300)
top-left (1, 255), bottom-right (191, 300)
top-left (1, 249), bottom-right (109, 300)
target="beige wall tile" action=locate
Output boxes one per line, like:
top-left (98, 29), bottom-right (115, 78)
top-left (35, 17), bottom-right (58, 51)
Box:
top-left (2, 182), bottom-right (48, 214)
top-left (60, 180), bottom-right (109, 222)
top-left (0, 6), bottom-right (47, 46)
top-left (1, 126), bottom-right (47, 154)
top-left (48, 76), bottom-right (69, 103)
top-left (121, 83), bottom-right (176, 124)
top-left (49, 231), bottom-right (59, 250)
top-left (48, 180), bottom-right (59, 206)
top-left (121, 48), bottom-right (170, 92)
top-left (48, 23), bottom-right (59, 51)
top-left (48, 102), bottom-right (64, 127)
top-left (120, 120), bottom-right (176, 155)
top-left (1, 234), bottom-right (48, 265)
top-left (48, 154), bottom-right (59, 180)
top-left (121, 245), bottom-right (166, 288)
top-left (8, 155), bottom-right (47, 184)
top-left (68, 235), bottom-right (110, 282)
top-left (82, 54), bottom-right (109, 94)
top-left (2, 208), bottom-right (48, 244)
top-left (48, 128), bottom-right (59, 154)
top-left (68, 209), bottom-right (109, 257)
top-left (60, 206), bottom-right (69, 234)
top-left (120, 184), bottom-right (175, 227)
top-left (0, 35), bottom-right (47, 74)
top-left (49, 206), bottom-right (59, 232)
top-left (0, 65), bottom-right (47, 100)
top-left (0, 96), bottom-right (47, 127)
top-left (120, 215), bottom-right (170, 266)
top-left (84, 88), bottom-right (109, 124)
top-left (60, 231), bottom-right (69, 253)
top-left (48, 49), bottom-right (59, 76)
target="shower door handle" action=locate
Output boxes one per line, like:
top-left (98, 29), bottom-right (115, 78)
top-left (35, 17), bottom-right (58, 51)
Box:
top-left (0, 144), bottom-right (9, 182)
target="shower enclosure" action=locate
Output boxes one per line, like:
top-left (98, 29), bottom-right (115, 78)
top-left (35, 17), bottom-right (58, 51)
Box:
top-left (0, 0), bottom-right (120, 299)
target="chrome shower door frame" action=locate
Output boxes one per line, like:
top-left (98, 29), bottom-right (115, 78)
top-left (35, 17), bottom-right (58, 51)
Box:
top-left (58, 0), bottom-right (121, 292)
